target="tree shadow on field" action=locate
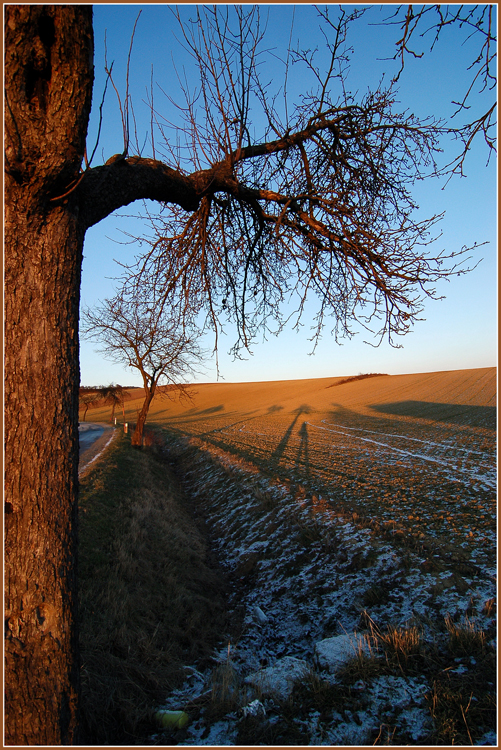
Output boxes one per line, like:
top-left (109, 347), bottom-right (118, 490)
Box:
top-left (369, 401), bottom-right (496, 430)
top-left (268, 404), bottom-right (284, 413)
top-left (271, 405), bottom-right (312, 465)
top-left (195, 404), bottom-right (226, 415)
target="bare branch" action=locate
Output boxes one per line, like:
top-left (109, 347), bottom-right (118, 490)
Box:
top-left (378, 4), bottom-right (496, 177)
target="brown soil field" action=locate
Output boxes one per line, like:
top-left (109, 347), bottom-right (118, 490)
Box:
top-left (97, 366), bottom-right (496, 423)
top-left (85, 367), bottom-right (496, 568)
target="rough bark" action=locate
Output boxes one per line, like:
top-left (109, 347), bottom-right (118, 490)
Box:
top-left (131, 386), bottom-right (155, 447)
top-left (4, 6), bottom-right (93, 744)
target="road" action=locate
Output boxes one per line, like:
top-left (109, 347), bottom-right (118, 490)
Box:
top-left (78, 422), bottom-right (115, 475)
top-left (79, 423), bottom-right (105, 451)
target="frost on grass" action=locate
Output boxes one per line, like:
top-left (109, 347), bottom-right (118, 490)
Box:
top-left (151, 424), bottom-right (496, 746)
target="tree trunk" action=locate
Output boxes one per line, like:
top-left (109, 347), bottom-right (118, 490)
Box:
top-left (4, 7), bottom-right (93, 744)
top-left (131, 388), bottom-right (155, 447)
top-left (5, 207), bottom-right (84, 745)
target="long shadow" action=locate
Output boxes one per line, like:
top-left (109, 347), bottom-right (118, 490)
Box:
top-left (295, 421), bottom-right (310, 478)
top-left (270, 405), bottom-right (312, 465)
top-left (195, 404), bottom-right (226, 415)
top-left (176, 403), bottom-right (226, 417)
top-left (369, 401), bottom-right (496, 430)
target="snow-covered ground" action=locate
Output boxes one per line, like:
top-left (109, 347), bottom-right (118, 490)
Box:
top-left (151, 433), bottom-right (496, 746)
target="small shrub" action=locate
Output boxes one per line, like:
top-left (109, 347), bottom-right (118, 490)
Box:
top-left (254, 487), bottom-right (276, 510)
top-left (329, 373), bottom-right (388, 387)
top-left (288, 669), bottom-right (341, 715)
top-left (362, 584), bottom-right (387, 607)
top-left (295, 517), bottom-right (324, 546)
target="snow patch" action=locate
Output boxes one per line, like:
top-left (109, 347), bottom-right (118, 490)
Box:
top-left (245, 656), bottom-right (310, 700)
top-left (314, 633), bottom-right (372, 673)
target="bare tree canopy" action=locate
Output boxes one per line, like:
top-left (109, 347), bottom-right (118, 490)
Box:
top-left (82, 294), bottom-right (204, 444)
top-left (108, 5), bottom-right (491, 358)
top-left (96, 383), bottom-right (124, 422)
top-left (79, 391), bottom-right (99, 421)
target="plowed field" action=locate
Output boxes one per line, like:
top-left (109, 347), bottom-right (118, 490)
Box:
top-left (89, 367), bottom-right (497, 570)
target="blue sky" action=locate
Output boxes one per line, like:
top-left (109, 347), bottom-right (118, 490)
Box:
top-left (80, 5), bottom-right (497, 387)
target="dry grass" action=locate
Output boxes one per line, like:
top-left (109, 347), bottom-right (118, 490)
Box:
top-left (207, 657), bottom-right (243, 720)
top-left (444, 614), bottom-right (487, 656)
top-left (433, 661), bottom-right (496, 743)
top-left (379, 624), bottom-right (422, 662)
top-left (362, 614), bottom-right (423, 665)
top-left (78, 430), bottom-right (230, 744)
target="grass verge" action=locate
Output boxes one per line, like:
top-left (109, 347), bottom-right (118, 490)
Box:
top-left (78, 429), bottom-right (229, 744)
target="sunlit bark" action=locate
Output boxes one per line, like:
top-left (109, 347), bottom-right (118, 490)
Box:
top-left (4, 6), bottom-right (93, 743)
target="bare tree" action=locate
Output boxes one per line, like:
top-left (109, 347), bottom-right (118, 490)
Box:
top-left (79, 390), bottom-right (99, 422)
top-left (4, 5), bottom-right (495, 743)
top-left (83, 295), bottom-right (204, 446)
top-left (98, 383), bottom-right (123, 423)
top-left (114, 383), bottom-right (131, 424)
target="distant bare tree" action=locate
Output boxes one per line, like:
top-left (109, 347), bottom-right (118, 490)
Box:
top-left (114, 383), bottom-right (131, 424)
top-left (82, 295), bottom-right (204, 446)
top-left (79, 391), bottom-right (99, 421)
top-left (98, 383), bottom-right (124, 423)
